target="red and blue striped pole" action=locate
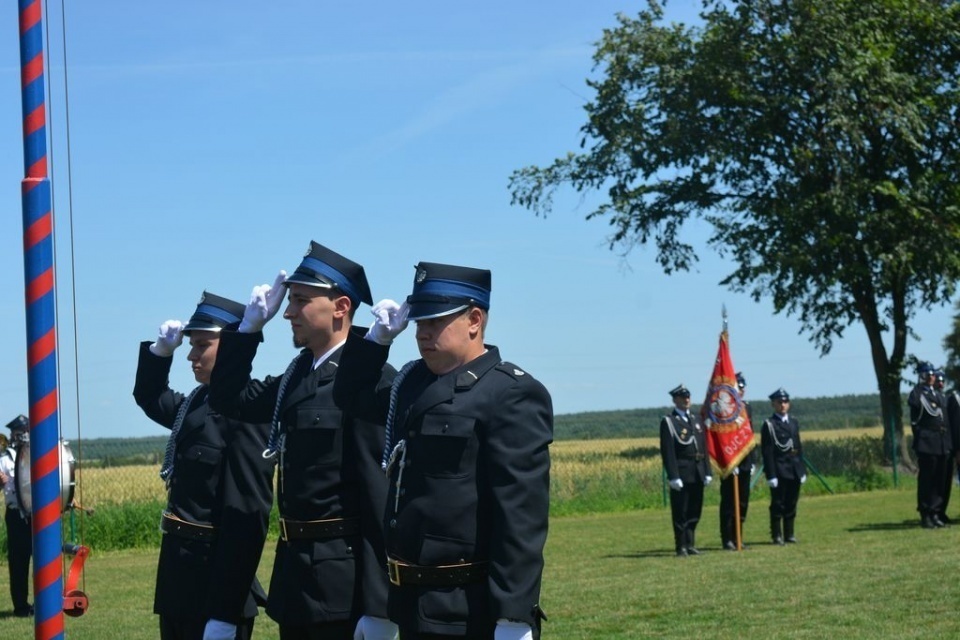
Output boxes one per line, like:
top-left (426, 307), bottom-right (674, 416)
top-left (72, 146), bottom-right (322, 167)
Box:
top-left (18, 1), bottom-right (64, 638)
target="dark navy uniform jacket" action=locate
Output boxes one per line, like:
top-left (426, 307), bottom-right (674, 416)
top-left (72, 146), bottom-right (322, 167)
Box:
top-left (659, 410), bottom-right (710, 484)
top-left (908, 384), bottom-right (952, 456)
top-left (761, 414), bottom-right (805, 481)
top-left (333, 329), bottom-right (553, 637)
top-left (206, 330), bottom-right (394, 626)
top-left (133, 342), bottom-right (273, 624)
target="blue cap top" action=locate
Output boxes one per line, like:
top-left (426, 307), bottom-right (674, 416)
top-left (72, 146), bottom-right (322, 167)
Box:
top-left (5, 414), bottom-right (28, 431)
top-left (284, 241), bottom-right (372, 307)
top-left (406, 261), bottom-right (491, 321)
top-left (768, 387), bottom-right (790, 401)
top-left (183, 292), bottom-right (245, 333)
top-left (669, 384), bottom-right (690, 398)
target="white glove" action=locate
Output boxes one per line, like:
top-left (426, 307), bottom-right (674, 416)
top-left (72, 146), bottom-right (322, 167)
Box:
top-left (705, 475), bottom-right (713, 486)
top-left (366, 299), bottom-right (410, 345)
top-left (732, 466), bottom-right (739, 476)
top-left (668, 478), bottom-right (683, 491)
top-left (768, 477), bottom-right (779, 489)
top-left (750, 464), bottom-right (756, 475)
top-left (800, 474), bottom-right (807, 484)
top-left (238, 270), bottom-right (287, 333)
top-left (149, 320), bottom-right (184, 357)
top-left (202, 619), bottom-right (237, 640)
top-left (353, 615), bottom-right (398, 640)
top-left (494, 620), bottom-right (534, 640)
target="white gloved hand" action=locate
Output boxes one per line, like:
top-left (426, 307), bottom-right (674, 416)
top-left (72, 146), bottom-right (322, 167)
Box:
top-left (149, 320), bottom-right (184, 357)
top-left (238, 270), bottom-right (287, 333)
top-left (705, 475), bottom-right (713, 486)
top-left (800, 474), bottom-right (807, 484)
top-left (768, 477), bottom-right (779, 489)
top-left (668, 478), bottom-right (683, 491)
top-left (732, 466), bottom-right (740, 476)
top-left (353, 615), bottom-right (398, 640)
top-left (750, 464), bottom-right (756, 475)
top-left (202, 619), bottom-right (237, 640)
top-left (365, 299), bottom-right (410, 345)
top-left (494, 620), bottom-right (534, 640)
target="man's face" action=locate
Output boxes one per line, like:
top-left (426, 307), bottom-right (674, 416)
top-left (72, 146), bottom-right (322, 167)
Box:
top-left (772, 398), bottom-right (790, 415)
top-left (672, 394), bottom-right (691, 411)
top-left (282, 283), bottom-right (348, 352)
top-left (415, 308), bottom-right (482, 375)
top-left (186, 330), bottom-right (220, 384)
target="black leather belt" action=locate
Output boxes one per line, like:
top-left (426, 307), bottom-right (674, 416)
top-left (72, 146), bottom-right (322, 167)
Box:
top-left (279, 517), bottom-right (359, 541)
top-left (387, 557), bottom-right (487, 587)
top-left (160, 512), bottom-right (217, 542)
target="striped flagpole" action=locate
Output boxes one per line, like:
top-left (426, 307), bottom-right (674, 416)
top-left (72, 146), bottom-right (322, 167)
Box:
top-left (18, 1), bottom-right (65, 637)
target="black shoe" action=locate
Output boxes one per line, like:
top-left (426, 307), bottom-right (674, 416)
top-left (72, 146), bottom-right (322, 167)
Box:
top-left (686, 547), bottom-right (700, 555)
top-left (676, 548), bottom-right (688, 557)
top-left (785, 535), bottom-right (798, 543)
top-left (921, 516), bottom-right (936, 529)
top-left (723, 541), bottom-right (737, 551)
top-left (773, 535), bottom-right (785, 546)
top-left (14, 605), bottom-right (33, 617)
top-left (932, 515), bottom-right (946, 528)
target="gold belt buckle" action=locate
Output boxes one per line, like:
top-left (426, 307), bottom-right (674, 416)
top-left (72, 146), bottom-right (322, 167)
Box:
top-left (279, 518), bottom-right (289, 542)
top-left (387, 559), bottom-right (402, 586)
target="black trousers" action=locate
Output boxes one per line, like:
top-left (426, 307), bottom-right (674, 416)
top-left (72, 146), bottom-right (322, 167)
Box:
top-left (669, 482), bottom-right (704, 549)
top-left (5, 506), bottom-right (31, 612)
top-left (159, 615), bottom-right (256, 640)
top-left (719, 471), bottom-right (751, 543)
top-left (769, 478), bottom-right (801, 519)
top-left (916, 452), bottom-right (948, 516)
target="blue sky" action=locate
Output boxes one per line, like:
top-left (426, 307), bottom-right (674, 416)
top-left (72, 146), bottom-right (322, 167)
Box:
top-left (0, 1), bottom-right (954, 440)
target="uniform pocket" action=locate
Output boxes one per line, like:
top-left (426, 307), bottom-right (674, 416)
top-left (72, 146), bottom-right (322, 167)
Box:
top-left (288, 407), bottom-right (342, 467)
top-left (418, 415), bottom-right (476, 478)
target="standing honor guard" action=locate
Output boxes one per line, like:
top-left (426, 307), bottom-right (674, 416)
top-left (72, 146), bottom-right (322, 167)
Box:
top-left (907, 362), bottom-right (951, 528)
top-left (660, 384), bottom-right (712, 557)
top-left (207, 242), bottom-right (397, 640)
top-left (333, 262), bottom-right (553, 640)
top-left (0, 415), bottom-right (33, 617)
top-left (762, 388), bottom-right (806, 545)
top-left (133, 293), bottom-right (274, 640)
top-left (935, 369), bottom-right (956, 524)
top-left (719, 372), bottom-right (757, 551)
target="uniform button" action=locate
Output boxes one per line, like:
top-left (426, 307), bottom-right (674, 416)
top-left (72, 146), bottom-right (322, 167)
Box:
top-left (442, 424), bottom-right (449, 433)
top-left (313, 416), bottom-right (321, 424)
top-left (346, 546), bottom-right (353, 554)
top-left (389, 519), bottom-right (397, 528)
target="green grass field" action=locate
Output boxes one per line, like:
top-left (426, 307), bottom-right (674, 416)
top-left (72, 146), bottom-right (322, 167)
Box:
top-left (0, 487), bottom-right (957, 638)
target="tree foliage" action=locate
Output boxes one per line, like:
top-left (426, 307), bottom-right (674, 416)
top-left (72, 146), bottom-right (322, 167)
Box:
top-left (510, 0), bottom-right (960, 455)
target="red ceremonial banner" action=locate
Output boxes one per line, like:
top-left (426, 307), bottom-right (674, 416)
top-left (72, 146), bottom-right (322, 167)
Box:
top-left (701, 331), bottom-right (756, 477)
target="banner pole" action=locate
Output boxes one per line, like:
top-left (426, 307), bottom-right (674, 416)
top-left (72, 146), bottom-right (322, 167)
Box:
top-left (733, 473), bottom-right (742, 550)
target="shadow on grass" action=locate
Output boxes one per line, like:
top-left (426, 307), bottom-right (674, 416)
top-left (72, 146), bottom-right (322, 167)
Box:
top-left (845, 519), bottom-right (920, 532)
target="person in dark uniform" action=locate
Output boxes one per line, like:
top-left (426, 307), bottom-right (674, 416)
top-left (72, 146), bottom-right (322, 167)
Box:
top-left (333, 262), bottom-right (553, 640)
top-left (207, 241), bottom-right (397, 640)
top-left (762, 388), bottom-right (806, 545)
top-left (719, 372), bottom-right (757, 551)
top-left (935, 369), bottom-right (956, 524)
top-left (0, 414), bottom-right (32, 617)
top-left (908, 362), bottom-right (951, 529)
top-left (133, 293), bottom-right (274, 640)
top-left (660, 384), bottom-right (712, 557)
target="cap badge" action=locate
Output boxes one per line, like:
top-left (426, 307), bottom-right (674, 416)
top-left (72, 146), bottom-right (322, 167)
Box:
top-left (415, 267), bottom-right (427, 283)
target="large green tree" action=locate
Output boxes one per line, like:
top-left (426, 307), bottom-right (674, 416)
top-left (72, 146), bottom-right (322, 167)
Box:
top-left (509, 0), bottom-right (960, 464)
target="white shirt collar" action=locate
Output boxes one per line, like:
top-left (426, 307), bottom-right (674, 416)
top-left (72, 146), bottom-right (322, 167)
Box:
top-left (313, 339), bottom-right (346, 370)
